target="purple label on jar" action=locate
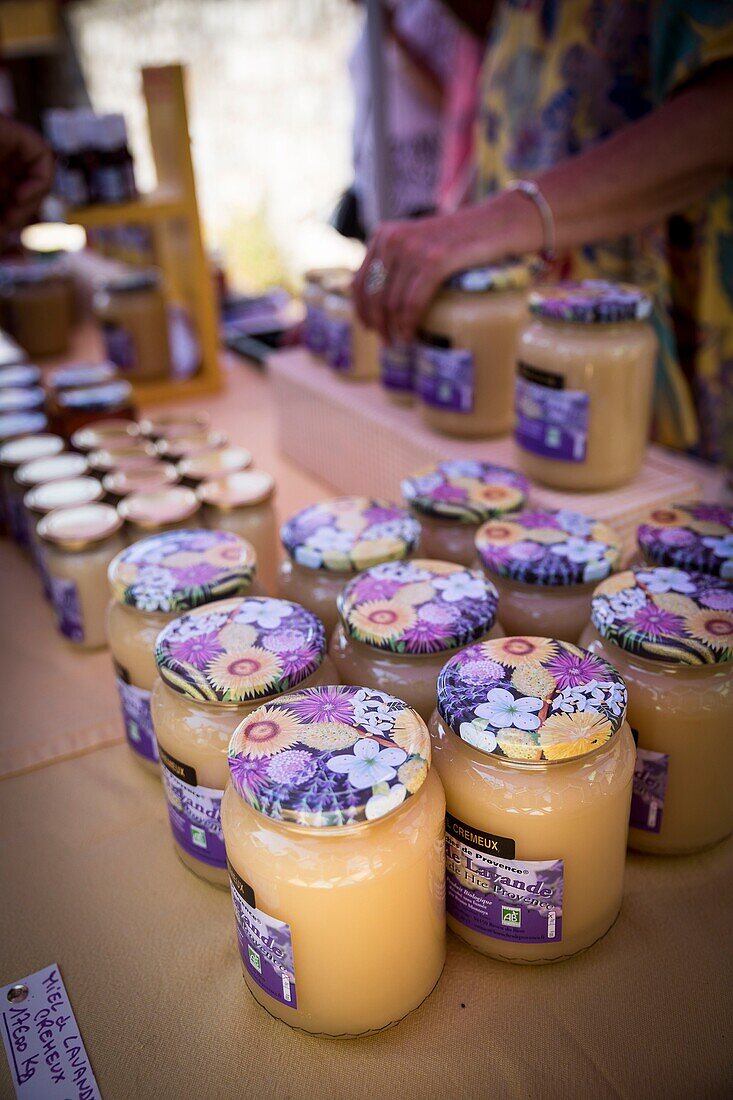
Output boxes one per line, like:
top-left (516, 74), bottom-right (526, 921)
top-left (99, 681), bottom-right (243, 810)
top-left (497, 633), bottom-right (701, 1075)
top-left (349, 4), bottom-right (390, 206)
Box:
top-left (380, 344), bottom-right (414, 392)
top-left (114, 673), bottom-right (158, 763)
top-left (446, 819), bottom-right (563, 944)
top-left (230, 865), bottom-right (297, 1008)
top-left (8, 492), bottom-right (30, 548)
top-left (326, 316), bottom-right (352, 372)
top-left (416, 344), bottom-right (474, 412)
top-left (49, 575), bottom-right (84, 643)
top-left (630, 747), bottom-right (668, 833)
top-left (515, 376), bottom-right (589, 462)
top-left (160, 748), bottom-right (226, 868)
top-left (304, 305), bottom-right (328, 355)
top-left (102, 321), bottom-right (137, 372)
top-left (31, 536), bottom-right (52, 601)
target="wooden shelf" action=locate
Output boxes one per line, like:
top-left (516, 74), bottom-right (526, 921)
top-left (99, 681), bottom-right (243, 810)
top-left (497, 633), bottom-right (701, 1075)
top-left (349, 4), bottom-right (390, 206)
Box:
top-left (67, 188), bottom-right (187, 229)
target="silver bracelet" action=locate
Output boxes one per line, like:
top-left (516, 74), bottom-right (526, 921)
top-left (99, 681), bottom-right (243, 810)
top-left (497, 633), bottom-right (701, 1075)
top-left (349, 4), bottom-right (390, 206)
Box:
top-left (506, 179), bottom-right (556, 262)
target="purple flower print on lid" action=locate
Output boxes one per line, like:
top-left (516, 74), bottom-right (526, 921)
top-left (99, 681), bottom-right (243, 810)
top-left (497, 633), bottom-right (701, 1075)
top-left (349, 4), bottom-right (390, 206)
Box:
top-left (280, 496), bottom-right (421, 573)
top-left (401, 460), bottom-right (528, 525)
top-left (529, 280), bottom-right (652, 324)
top-left (637, 502), bottom-right (733, 580)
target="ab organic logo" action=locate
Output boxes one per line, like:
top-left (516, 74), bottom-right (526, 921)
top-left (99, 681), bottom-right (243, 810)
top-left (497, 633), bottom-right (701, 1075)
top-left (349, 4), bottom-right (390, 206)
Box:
top-left (248, 946), bottom-right (262, 973)
top-left (501, 906), bottom-right (521, 927)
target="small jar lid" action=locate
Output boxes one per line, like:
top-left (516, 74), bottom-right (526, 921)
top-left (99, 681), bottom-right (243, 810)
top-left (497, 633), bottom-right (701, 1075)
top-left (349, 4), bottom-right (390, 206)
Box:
top-left (0, 365), bottom-right (41, 389)
top-left (118, 485), bottom-right (199, 529)
top-left (445, 261), bottom-right (530, 294)
top-left (0, 260), bottom-right (65, 287)
top-left (25, 476), bottom-right (105, 516)
top-left (402, 461), bottom-right (528, 524)
top-left (339, 559), bottom-right (499, 655)
top-left (139, 411), bottom-right (209, 440)
top-left (529, 280), bottom-right (653, 323)
top-left (47, 362), bottom-right (118, 392)
top-left (71, 419), bottom-right (140, 451)
top-left (0, 411), bottom-right (47, 442)
top-left (155, 596), bottom-right (326, 704)
top-left (437, 637), bottom-right (627, 763)
top-left (178, 445), bottom-right (252, 482)
top-left (197, 469), bottom-right (275, 510)
top-left (100, 269), bottom-right (160, 294)
top-left (476, 508), bottom-right (621, 587)
top-left (281, 497), bottom-right (421, 573)
top-left (156, 429), bottom-right (228, 460)
top-left (109, 529), bottom-right (257, 612)
top-left (0, 386), bottom-right (45, 413)
top-left (57, 380), bottom-right (133, 412)
top-left (590, 568), bottom-right (733, 666)
top-left (637, 502), bottom-right (732, 580)
top-left (38, 502), bottom-right (122, 550)
top-left (0, 433), bottom-right (64, 470)
top-left (15, 451), bottom-right (89, 487)
top-left (228, 684), bottom-right (431, 827)
top-left (103, 463), bottom-right (178, 498)
top-left (88, 442), bottom-right (159, 473)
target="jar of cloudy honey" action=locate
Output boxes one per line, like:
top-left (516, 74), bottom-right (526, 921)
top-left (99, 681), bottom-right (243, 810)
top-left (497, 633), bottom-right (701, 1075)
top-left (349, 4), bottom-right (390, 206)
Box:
top-left (24, 476), bottom-right (105, 597)
top-left (177, 445), bottom-right (252, 487)
top-left (0, 433), bottom-right (64, 546)
top-left (87, 441), bottom-right (159, 476)
top-left (515, 281), bottom-right (656, 490)
top-left (222, 684), bottom-right (445, 1035)
top-left (156, 430), bottom-right (228, 463)
top-left (197, 470), bottom-right (278, 594)
top-left (278, 497), bottom-right (421, 634)
top-left (71, 418), bottom-right (140, 453)
top-left (0, 263), bottom-right (72, 357)
top-left (15, 451), bottom-right (91, 549)
top-left (107, 530), bottom-right (260, 773)
top-left (322, 275), bottom-right (379, 380)
top-left (581, 568), bottom-right (733, 854)
top-left (636, 502), bottom-right (732, 580)
top-left (302, 268), bottom-right (351, 358)
top-left (118, 485), bottom-right (200, 542)
top-left (151, 596), bottom-right (335, 885)
top-left (55, 380), bottom-right (136, 441)
top-left (380, 343), bottom-right (415, 404)
top-left (93, 270), bottom-right (172, 381)
top-left (431, 636), bottom-right (634, 962)
top-left (476, 508), bottom-right (622, 644)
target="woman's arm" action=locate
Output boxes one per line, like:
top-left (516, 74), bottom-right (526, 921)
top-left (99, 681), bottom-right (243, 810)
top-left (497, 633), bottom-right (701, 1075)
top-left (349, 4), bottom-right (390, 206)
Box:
top-left (353, 62), bottom-right (733, 342)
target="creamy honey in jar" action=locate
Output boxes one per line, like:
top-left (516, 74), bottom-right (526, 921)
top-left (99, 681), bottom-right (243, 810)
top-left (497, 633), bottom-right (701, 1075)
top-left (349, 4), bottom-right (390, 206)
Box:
top-left (0, 433), bottom-right (64, 545)
top-left (103, 463), bottom-right (178, 505)
top-left (431, 636), bottom-right (634, 962)
top-left (108, 530), bottom-right (259, 772)
top-left (56, 381), bottom-right (136, 441)
top-left (197, 470), bottom-right (278, 594)
top-left (38, 503), bottom-right (125, 649)
top-left (636, 502), bottom-right (732, 580)
top-left (581, 568), bottom-right (733, 854)
top-left (71, 418), bottom-right (140, 453)
top-left (323, 276), bottom-right (379, 380)
top-left (278, 497), bottom-right (421, 634)
top-left (223, 684), bottom-right (445, 1035)
top-left (152, 596), bottom-right (335, 885)
top-left (156, 430), bottom-right (228, 463)
top-left (476, 508), bottom-right (622, 643)
top-left (24, 476), bottom-right (104, 597)
top-left (416, 263), bottom-right (529, 438)
top-left (330, 559), bottom-right (501, 721)
top-left (401, 460), bottom-right (529, 566)
top-left (380, 343), bottom-right (415, 404)
top-left (139, 411), bottom-right (209, 441)
top-left (302, 268), bottom-right (351, 357)
top-left (118, 485), bottom-right (200, 542)
top-left (515, 281), bottom-right (656, 490)
top-left (94, 271), bottom-right (172, 381)
top-left (177, 445), bottom-right (252, 487)
top-left (0, 263), bottom-right (72, 357)
top-left (15, 452), bottom-right (90, 548)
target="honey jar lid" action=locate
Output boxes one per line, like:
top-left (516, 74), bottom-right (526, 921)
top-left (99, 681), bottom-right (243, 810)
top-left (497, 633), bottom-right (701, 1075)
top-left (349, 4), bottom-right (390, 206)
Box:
top-left (118, 485), bottom-right (199, 529)
top-left (402, 461), bottom-right (528, 524)
top-left (103, 463), bottom-right (178, 498)
top-left (228, 685), bottom-right (431, 827)
top-left (0, 411), bottom-right (47, 442)
top-left (637, 502), bottom-right (732, 580)
top-left (25, 476), bottom-right (105, 515)
top-left (70, 419), bottom-right (140, 451)
top-left (139, 411), bottom-right (210, 440)
top-left (38, 502), bottom-right (122, 550)
top-left (88, 442), bottom-right (159, 473)
top-left (476, 508), bottom-right (621, 587)
top-left (281, 497), bottom-right (421, 573)
top-left (101, 269), bottom-right (160, 293)
top-left (47, 362), bottom-right (118, 392)
top-left (197, 469), bottom-right (275, 510)
top-left (529, 280), bottom-right (653, 323)
top-left (591, 568), bottom-right (733, 666)
top-left (437, 637), bottom-right (627, 763)
top-left (338, 559), bottom-right (499, 656)
top-left (178, 445), bottom-right (252, 482)
top-left (109, 529), bottom-right (256, 612)
top-left (446, 261), bottom-right (531, 294)
top-left (156, 429), bottom-right (228, 461)
top-left (58, 380), bottom-right (133, 411)
top-left (0, 386), bottom-right (45, 413)
top-left (0, 364), bottom-right (41, 388)
top-left (15, 451), bottom-right (89, 487)
top-left (0, 433), bottom-right (64, 469)
top-left (155, 596), bottom-right (326, 704)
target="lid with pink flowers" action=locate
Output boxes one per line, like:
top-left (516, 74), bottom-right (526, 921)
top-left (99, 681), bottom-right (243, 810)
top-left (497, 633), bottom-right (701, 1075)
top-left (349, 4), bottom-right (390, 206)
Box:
top-left (109, 529), bottom-right (256, 613)
top-left (476, 508), bottom-right (621, 586)
top-left (401, 460), bottom-right (528, 524)
top-left (437, 637), bottom-right (627, 764)
top-left (529, 280), bottom-right (652, 324)
top-left (338, 559), bottom-right (499, 655)
top-left (281, 496), bottom-right (421, 573)
top-left (155, 596), bottom-right (326, 704)
top-left (228, 684), bottom-right (431, 827)
top-left (637, 502), bottom-right (733, 580)
top-left (590, 568), bottom-right (733, 665)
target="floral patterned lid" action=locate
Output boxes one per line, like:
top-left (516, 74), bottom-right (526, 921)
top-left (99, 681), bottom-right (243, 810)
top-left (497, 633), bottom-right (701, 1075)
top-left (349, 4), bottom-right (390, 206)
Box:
top-left (446, 262), bottom-right (530, 294)
top-left (0, 411), bottom-right (47, 441)
top-left (529, 280), bottom-right (652, 324)
top-left (25, 476), bottom-right (104, 515)
top-left (338, 559), bottom-right (499, 655)
top-left (281, 497), bottom-right (421, 573)
top-left (0, 365), bottom-right (41, 388)
top-left (401, 460), bottom-right (529, 524)
top-left (0, 386), bottom-right (45, 412)
top-left (0, 433), bottom-right (63, 469)
top-left (228, 684), bottom-right (430, 827)
top-left (109, 529), bottom-right (257, 612)
top-left (590, 569), bottom-right (733, 666)
top-left (437, 636), bottom-right (627, 764)
top-left (637, 502), bottom-right (732, 580)
top-left (15, 452), bottom-right (89, 487)
top-left (155, 596), bottom-right (327, 704)
top-left (476, 508), bottom-right (621, 586)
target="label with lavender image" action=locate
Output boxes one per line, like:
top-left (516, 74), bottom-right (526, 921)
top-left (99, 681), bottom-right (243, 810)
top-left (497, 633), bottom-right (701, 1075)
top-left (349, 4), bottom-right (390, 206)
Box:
top-left (327, 317), bottom-right (352, 372)
top-left (515, 374), bottom-right (589, 462)
top-left (114, 670), bottom-right (158, 763)
top-left (446, 815), bottom-right (563, 943)
top-left (230, 864), bottom-right (297, 1008)
top-left (8, 493), bottom-right (30, 547)
top-left (380, 343), bottom-right (414, 392)
top-left (160, 746), bottom-right (226, 868)
top-left (102, 321), bottom-right (137, 372)
top-left (48, 575), bottom-right (84, 643)
top-left (304, 305), bottom-right (328, 355)
top-left (416, 343), bottom-right (474, 412)
top-left (630, 748), bottom-right (669, 833)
